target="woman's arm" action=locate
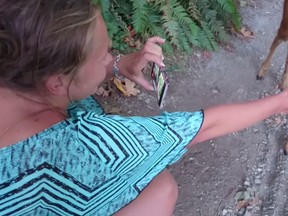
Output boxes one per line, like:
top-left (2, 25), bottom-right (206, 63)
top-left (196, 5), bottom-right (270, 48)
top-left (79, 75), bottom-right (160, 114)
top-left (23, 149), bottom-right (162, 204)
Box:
top-left (190, 90), bottom-right (287, 145)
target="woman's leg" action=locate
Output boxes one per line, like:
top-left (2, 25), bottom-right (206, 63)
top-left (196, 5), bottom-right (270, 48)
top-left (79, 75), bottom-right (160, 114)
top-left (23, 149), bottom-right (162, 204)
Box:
top-left (114, 169), bottom-right (178, 216)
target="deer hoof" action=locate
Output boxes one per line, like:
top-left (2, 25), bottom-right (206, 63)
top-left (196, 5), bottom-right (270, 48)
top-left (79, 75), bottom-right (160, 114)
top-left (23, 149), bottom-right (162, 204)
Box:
top-left (256, 75), bottom-right (264, 80)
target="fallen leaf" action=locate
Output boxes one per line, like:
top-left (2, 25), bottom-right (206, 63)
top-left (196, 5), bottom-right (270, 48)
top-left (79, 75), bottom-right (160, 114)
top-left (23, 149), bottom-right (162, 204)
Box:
top-left (113, 77), bottom-right (140, 96)
top-left (128, 25), bottom-right (136, 38)
top-left (240, 26), bottom-right (255, 38)
top-left (224, 43), bottom-right (235, 52)
top-left (95, 86), bottom-right (112, 98)
top-left (124, 37), bottom-right (143, 49)
top-left (202, 51), bottom-right (212, 59)
top-left (236, 200), bottom-right (250, 209)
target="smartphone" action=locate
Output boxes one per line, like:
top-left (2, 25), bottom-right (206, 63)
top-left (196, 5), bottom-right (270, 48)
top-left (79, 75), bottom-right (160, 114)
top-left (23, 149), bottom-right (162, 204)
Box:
top-left (151, 63), bottom-right (169, 108)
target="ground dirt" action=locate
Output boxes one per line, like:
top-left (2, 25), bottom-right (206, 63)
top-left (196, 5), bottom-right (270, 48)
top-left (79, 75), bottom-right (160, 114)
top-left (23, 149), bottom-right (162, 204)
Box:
top-left (98, 0), bottom-right (288, 215)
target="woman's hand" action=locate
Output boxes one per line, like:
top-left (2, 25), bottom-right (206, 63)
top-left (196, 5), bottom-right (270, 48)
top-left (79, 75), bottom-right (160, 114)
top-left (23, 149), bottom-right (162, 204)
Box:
top-left (117, 36), bottom-right (165, 91)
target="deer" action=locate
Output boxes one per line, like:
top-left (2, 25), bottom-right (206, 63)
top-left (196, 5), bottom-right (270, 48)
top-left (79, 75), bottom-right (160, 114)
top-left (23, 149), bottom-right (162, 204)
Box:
top-left (257, 0), bottom-right (288, 155)
top-left (257, 0), bottom-right (288, 90)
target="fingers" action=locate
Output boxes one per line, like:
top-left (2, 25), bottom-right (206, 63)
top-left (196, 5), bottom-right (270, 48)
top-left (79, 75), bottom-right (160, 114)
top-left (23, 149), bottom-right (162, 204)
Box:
top-left (141, 52), bottom-right (165, 68)
top-left (146, 36), bottom-right (166, 45)
top-left (120, 36), bottom-right (166, 91)
top-left (134, 76), bottom-right (154, 91)
top-left (141, 37), bottom-right (166, 67)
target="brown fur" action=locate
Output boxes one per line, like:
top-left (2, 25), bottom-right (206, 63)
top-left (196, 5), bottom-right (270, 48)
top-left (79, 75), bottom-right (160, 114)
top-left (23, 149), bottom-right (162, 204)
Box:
top-left (257, 0), bottom-right (288, 90)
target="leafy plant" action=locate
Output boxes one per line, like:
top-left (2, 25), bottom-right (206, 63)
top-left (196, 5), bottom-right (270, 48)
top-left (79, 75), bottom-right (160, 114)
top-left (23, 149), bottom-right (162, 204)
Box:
top-left (92, 0), bottom-right (241, 53)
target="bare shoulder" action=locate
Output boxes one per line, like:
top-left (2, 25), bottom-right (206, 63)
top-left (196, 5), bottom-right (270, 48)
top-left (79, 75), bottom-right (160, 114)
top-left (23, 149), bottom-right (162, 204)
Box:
top-left (0, 96), bottom-right (65, 149)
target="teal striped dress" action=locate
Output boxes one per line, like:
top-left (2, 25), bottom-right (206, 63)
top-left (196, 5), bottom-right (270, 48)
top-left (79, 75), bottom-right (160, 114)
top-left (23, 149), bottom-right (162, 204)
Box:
top-left (0, 96), bottom-right (203, 215)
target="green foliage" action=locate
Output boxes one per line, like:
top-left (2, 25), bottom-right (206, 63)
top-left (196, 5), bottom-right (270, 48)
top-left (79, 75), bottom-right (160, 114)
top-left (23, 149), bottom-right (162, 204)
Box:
top-left (92, 0), bottom-right (241, 53)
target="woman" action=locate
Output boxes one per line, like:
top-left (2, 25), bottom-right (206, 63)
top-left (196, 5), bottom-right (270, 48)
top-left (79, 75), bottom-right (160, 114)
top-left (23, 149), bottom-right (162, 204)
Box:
top-left (0, 0), bottom-right (287, 215)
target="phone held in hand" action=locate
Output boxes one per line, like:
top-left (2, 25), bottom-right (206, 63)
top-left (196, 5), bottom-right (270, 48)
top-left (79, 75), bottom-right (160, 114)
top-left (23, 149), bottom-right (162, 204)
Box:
top-left (151, 63), bottom-right (169, 108)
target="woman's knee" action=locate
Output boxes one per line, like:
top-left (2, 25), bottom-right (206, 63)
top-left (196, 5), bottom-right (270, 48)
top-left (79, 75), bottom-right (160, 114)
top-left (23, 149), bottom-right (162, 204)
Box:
top-left (113, 170), bottom-right (178, 216)
top-left (158, 169), bottom-right (179, 202)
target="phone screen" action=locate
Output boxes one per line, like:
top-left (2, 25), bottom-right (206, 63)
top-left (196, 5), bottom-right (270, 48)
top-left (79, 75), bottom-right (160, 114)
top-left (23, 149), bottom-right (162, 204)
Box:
top-left (151, 63), bottom-right (168, 108)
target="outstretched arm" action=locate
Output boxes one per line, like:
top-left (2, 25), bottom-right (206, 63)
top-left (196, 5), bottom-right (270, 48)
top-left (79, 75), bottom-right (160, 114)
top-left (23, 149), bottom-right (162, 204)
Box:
top-left (190, 90), bottom-right (287, 145)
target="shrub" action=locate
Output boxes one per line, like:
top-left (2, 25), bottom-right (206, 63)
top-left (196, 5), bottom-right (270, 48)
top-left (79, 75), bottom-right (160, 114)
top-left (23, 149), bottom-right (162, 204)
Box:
top-left (92, 0), bottom-right (241, 54)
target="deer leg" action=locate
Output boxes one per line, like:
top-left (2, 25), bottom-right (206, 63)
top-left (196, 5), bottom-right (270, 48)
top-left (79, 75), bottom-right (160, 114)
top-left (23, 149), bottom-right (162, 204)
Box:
top-left (280, 46), bottom-right (288, 90)
top-left (257, 35), bottom-right (283, 80)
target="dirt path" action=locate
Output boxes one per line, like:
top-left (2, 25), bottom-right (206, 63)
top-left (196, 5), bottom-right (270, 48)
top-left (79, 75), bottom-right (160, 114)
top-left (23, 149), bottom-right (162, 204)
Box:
top-left (169, 1), bottom-right (288, 215)
top-left (98, 0), bottom-right (288, 215)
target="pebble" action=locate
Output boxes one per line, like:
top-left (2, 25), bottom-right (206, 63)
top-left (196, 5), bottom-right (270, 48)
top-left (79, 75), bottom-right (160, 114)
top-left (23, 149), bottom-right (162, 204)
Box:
top-left (222, 209), bottom-right (228, 215)
top-left (238, 208), bottom-right (246, 215)
top-left (255, 179), bottom-right (261, 184)
top-left (237, 88), bottom-right (245, 94)
top-left (194, 52), bottom-right (201, 59)
top-left (244, 211), bottom-right (251, 216)
top-left (145, 98), bottom-right (151, 104)
top-left (244, 181), bottom-right (250, 186)
top-left (246, 205), bottom-right (253, 210)
top-left (211, 87), bottom-right (220, 94)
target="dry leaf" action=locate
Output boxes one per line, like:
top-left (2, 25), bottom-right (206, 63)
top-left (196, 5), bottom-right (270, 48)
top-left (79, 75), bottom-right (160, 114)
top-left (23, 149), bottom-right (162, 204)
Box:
top-left (124, 37), bottom-right (143, 49)
top-left (113, 77), bottom-right (140, 96)
top-left (224, 43), bottom-right (235, 52)
top-left (236, 200), bottom-right (250, 209)
top-left (202, 51), bottom-right (212, 59)
top-left (240, 26), bottom-right (255, 38)
top-left (128, 25), bottom-right (136, 38)
top-left (95, 86), bottom-right (112, 97)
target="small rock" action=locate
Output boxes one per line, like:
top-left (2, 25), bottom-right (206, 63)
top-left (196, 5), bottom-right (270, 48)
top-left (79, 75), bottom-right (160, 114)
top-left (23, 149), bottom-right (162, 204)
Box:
top-left (211, 87), bottom-right (220, 94)
top-left (237, 88), bottom-right (245, 94)
top-left (222, 209), bottom-right (228, 215)
top-left (238, 208), bottom-right (246, 215)
top-left (244, 181), bottom-right (250, 186)
top-left (246, 205), bottom-right (253, 210)
top-left (255, 179), bottom-right (261, 184)
top-left (240, 0), bottom-right (247, 7)
top-left (244, 211), bottom-right (251, 216)
top-left (194, 52), bottom-right (201, 59)
top-left (145, 98), bottom-right (151, 104)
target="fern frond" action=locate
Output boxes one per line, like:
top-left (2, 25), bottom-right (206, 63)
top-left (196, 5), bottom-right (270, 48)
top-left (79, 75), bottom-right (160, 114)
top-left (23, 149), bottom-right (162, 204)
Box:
top-left (215, 0), bottom-right (241, 29)
top-left (91, 0), bottom-right (109, 12)
top-left (98, 0), bottom-right (241, 54)
top-left (201, 23), bottom-right (218, 50)
top-left (132, 1), bottom-right (150, 33)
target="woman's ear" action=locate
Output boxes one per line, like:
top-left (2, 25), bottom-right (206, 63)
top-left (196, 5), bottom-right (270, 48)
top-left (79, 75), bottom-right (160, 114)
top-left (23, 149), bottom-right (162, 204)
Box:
top-left (44, 74), bottom-right (70, 96)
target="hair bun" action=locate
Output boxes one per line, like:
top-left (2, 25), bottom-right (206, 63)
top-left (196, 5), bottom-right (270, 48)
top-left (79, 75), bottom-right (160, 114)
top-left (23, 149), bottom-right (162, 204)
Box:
top-left (0, 30), bottom-right (19, 62)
